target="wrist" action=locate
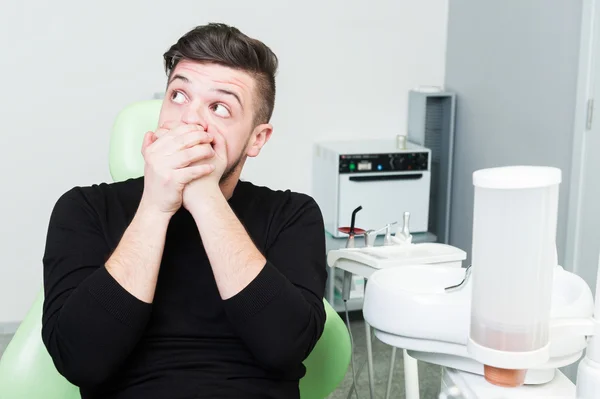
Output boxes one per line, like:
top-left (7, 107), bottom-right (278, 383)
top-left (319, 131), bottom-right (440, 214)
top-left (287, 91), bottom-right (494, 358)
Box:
top-left (135, 201), bottom-right (174, 228)
top-left (186, 184), bottom-right (224, 215)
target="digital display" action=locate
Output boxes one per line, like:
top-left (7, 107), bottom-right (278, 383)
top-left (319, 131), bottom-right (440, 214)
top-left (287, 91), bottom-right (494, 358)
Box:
top-left (357, 161), bottom-right (372, 171)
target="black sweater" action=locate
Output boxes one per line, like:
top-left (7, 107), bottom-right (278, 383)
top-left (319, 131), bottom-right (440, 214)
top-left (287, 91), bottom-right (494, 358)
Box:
top-left (41, 177), bottom-right (328, 399)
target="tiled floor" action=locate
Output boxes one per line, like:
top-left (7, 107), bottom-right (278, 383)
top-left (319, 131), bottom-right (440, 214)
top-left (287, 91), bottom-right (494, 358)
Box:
top-left (0, 318), bottom-right (442, 399)
top-left (327, 317), bottom-right (441, 399)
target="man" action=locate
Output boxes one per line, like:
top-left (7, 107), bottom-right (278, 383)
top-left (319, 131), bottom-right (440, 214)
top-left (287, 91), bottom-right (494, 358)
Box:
top-left (41, 23), bottom-right (327, 399)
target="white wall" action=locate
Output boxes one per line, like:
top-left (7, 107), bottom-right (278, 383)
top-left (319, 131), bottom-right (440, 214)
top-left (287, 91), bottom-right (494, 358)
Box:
top-left (0, 0), bottom-right (449, 324)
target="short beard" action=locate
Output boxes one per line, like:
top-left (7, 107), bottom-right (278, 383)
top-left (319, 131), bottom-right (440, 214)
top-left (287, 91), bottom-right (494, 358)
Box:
top-left (219, 134), bottom-right (252, 184)
top-left (219, 151), bottom-right (245, 184)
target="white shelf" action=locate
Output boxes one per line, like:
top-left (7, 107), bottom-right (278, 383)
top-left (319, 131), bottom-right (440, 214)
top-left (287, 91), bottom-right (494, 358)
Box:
top-left (326, 230), bottom-right (438, 251)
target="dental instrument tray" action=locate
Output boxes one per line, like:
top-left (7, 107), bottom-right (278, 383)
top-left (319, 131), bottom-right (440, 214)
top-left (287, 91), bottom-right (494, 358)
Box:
top-left (327, 242), bottom-right (466, 271)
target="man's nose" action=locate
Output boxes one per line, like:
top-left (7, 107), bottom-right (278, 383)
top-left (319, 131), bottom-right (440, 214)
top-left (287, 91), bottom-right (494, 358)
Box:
top-left (181, 105), bottom-right (208, 131)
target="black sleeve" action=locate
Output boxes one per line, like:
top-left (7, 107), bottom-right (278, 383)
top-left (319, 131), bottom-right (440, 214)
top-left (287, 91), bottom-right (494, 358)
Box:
top-left (222, 195), bottom-right (328, 371)
top-left (41, 187), bottom-right (152, 388)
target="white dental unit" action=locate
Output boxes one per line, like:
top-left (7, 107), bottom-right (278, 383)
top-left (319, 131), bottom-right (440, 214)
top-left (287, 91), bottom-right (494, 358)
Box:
top-left (327, 165), bottom-right (600, 398)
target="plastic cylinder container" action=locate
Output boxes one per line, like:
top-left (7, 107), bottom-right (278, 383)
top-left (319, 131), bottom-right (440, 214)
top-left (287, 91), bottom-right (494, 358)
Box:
top-left (466, 165), bottom-right (561, 387)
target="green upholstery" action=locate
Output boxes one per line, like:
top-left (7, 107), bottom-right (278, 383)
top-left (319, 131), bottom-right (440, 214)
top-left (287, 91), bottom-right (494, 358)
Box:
top-left (108, 100), bottom-right (161, 182)
top-left (0, 291), bottom-right (79, 399)
top-left (300, 300), bottom-right (352, 399)
top-left (0, 100), bottom-right (350, 399)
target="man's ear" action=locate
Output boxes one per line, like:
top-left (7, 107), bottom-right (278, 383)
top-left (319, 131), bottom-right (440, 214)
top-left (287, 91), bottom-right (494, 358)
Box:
top-left (246, 123), bottom-right (273, 158)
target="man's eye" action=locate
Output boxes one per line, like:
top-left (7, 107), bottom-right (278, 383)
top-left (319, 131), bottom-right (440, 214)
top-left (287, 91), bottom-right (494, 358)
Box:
top-left (212, 104), bottom-right (230, 117)
top-left (171, 91), bottom-right (186, 104)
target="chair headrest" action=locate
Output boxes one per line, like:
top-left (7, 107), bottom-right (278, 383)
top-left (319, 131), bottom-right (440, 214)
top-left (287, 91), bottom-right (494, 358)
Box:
top-left (109, 100), bottom-right (162, 182)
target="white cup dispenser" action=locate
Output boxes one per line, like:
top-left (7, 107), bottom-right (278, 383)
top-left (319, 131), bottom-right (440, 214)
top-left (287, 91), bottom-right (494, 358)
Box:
top-left (467, 166), bottom-right (561, 387)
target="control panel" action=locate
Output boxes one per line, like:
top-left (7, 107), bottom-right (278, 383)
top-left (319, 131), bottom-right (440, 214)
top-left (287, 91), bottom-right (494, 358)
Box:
top-left (338, 152), bottom-right (429, 174)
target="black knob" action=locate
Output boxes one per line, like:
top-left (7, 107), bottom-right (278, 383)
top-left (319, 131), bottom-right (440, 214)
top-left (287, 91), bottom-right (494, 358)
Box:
top-left (418, 154), bottom-right (427, 170)
top-left (397, 155), bottom-right (406, 170)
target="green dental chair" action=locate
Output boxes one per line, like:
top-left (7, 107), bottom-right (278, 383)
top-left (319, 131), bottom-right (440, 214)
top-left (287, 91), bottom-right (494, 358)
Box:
top-left (0, 100), bottom-right (351, 399)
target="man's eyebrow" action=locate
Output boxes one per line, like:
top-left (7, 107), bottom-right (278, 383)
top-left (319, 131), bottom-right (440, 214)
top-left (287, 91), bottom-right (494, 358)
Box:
top-left (167, 75), bottom-right (243, 109)
top-left (168, 74), bottom-right (190, 85)
top-left (212, 88), bottom-right (243, 109)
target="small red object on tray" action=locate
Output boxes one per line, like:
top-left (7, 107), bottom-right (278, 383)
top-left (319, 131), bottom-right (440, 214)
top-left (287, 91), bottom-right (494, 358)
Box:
top-left (337, 227), bottom-right (366, 235)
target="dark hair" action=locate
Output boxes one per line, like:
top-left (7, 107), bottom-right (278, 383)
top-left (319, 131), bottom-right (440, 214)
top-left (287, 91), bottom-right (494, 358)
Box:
top-left (163, 23), bottom-right (278, 125)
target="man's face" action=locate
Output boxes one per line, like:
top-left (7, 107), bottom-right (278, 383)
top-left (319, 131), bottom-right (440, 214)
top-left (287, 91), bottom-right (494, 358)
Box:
top-left (158, 60), bottom-right (272, 182)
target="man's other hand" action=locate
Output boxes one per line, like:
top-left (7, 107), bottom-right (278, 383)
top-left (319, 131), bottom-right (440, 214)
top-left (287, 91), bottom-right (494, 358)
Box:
top-left (182, 130), bottom-right (228, 210)
top-left (139, 122), bottom-right (215, 216)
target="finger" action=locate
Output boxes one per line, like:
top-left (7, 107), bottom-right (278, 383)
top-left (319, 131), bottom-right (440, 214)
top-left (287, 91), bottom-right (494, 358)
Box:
top-left (177, 163), bottom-right (216, 184)
top-left (154, 122), bottom-right (177, 139)
top-left (175, 130), bottom-right (213, 150)
top-left (153, 127), bottom-right (174, 141)
top-left (141, 131), bottom-right (154, 154)
top-left (154, 120), bottom-right (181, 139)
top-left (150, 131), bottom-right (160, 145)
top-left (159, 120), bottom-right (181, 130)
top-left (171, 144), bottom-right (215, 168)
top-left (166, 123), bottom-right (205, 138)
top-left (153, 129), bottom-right (167, 140)
top-left (209, 131), bottom-right (228, 162)
top-left (153, 125), bottom-right (205, 153)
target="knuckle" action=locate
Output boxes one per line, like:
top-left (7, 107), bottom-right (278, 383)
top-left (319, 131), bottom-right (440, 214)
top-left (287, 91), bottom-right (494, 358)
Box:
top-left (186, 149), bottom-right (197, 163)
top-left (193, 131), bottom-right (205, 141)
top-left (194, 145), bottom-right (210, 159)
top-left (187, 131), bottom-right (206, 146)
top-left (176, 132), bottom-right (187, 142)
top-left (197, 146), bottom-right (208, 157)
top-left (183, 133), bottom-right (197, 146)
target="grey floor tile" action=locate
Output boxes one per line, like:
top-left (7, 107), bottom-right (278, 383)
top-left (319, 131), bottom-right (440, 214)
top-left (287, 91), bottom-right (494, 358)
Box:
top-left (328, 319), bottom-right (441, 399)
